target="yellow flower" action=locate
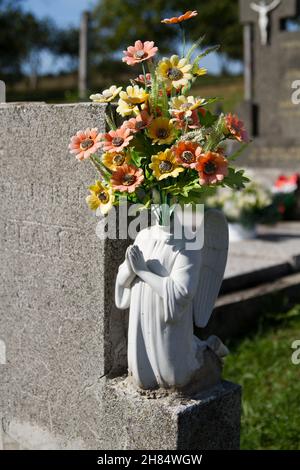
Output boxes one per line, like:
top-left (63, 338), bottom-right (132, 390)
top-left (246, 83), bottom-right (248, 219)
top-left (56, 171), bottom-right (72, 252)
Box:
top-left (119, 85), bottom-right (148, 105)
top-left (102, 151), bottom-right (129, 171)
top-left (117, 86), bottom-right (148, 117)
top-left (149, 149), bottom-right (184, 181)
top-left (193, 66), bottom-right (207, 77)
top-left (90, 85), bottom-right (122, 103)
top-left (170, 95), bottom-right (206, 114)
top-left (86, 181), bottom-right (114, 214)
top-left (148, 117), bottom-right (176, 145)
top-left (157, 55), bottom-right (192, 89)
top-left (116, 99), bottom-right (139, 117)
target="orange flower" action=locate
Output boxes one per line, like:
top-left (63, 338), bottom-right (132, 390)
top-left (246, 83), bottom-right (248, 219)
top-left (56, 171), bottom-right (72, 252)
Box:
top-left (123, 40), bottom-right (158, 66)
top-left (173, 141), bottom-right (202, 168)
top-left (111, 164), bottom-right (144, 193)
top-left (69, 128), bottom-right (102, 161)
top-left (161, 10), bottom-right (198, 24)
top-left (100, 127), bottom-right (133, 153)
top-left (196, 151), bottom-right (228, 185)
top-left (225, 114), bottom-right (248, 143)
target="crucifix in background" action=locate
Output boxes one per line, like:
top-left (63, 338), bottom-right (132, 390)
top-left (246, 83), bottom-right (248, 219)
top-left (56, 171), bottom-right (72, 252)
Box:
top-left (250, 0), bottom-right (281, 45)
top-left (239, 0), bottom-right (300, 167)
top-left (0, 80), bottom-right (6, 103)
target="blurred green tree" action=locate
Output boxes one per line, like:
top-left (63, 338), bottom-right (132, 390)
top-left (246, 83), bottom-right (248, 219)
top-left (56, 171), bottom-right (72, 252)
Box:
top-left (51, 27), bottom-right (80, 69)
top-left (92, 0), bottom-right (242, 66)
top-left (0, 0), bottom-right (54, 84)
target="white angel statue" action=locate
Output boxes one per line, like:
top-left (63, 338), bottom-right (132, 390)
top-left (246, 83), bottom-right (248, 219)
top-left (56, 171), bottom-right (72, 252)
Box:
top-left (115, 210), bottom-right (229, 392)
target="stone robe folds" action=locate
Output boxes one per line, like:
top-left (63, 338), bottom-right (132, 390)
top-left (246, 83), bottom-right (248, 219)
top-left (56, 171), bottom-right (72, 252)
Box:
top-left (115, 225), bottom-right (206, 390)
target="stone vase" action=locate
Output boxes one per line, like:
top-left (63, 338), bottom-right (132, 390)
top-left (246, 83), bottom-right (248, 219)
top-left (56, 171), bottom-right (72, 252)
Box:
top-left (228, 222), bottom-right (257, 242)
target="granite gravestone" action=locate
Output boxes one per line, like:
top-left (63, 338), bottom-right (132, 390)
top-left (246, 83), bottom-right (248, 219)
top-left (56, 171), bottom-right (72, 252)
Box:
top-left (0, 102), bottom-right (129, 449)
top-left (239, 0), bottom-right (300, 167)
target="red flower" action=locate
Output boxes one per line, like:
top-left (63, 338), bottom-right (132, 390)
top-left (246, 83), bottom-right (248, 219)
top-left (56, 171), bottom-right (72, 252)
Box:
top-left (111, 164), bottom-right (144, 193)
top-left (225, 114), bottom-right (248, 142)
top-left (196, 151), bottom-right (228, 185)
top-left (274, 174), bottom-right (300, 193)
top-left (172, 141), bottom-right (202, 168)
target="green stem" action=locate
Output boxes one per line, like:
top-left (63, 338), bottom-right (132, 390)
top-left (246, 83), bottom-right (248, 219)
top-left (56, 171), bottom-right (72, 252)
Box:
top-left (90, 155), bottom-right (111, 181)
top-left (141, 63), bottom-right (148, 89)
top-left (180, 24), bottom-right (186, 58)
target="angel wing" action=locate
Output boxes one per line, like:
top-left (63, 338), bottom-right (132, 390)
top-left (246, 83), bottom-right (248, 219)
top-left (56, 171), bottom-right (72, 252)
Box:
top-left (193, 209), bottom-right (228, 328)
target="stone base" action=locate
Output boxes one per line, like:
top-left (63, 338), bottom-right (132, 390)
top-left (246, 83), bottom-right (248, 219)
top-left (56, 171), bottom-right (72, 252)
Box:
top-left (101, 378), bottom-right (242, 450)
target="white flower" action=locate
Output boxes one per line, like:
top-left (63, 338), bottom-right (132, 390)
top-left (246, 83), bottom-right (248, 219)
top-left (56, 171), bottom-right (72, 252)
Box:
top-left (90, 86), bottom-right (122, 103)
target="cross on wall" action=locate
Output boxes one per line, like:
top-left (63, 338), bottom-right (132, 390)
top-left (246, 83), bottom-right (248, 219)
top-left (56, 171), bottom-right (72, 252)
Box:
top-left (240, 0), bottom-right (299, 45)
top-left (250, 0), bottom-right (281, 46)
top-left (239, 0), bottom-right (299, 102)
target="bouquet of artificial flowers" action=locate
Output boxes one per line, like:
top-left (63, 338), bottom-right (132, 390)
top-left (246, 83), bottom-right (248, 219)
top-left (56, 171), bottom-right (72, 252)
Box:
top-left (69, 10), bottom-right (249, 224)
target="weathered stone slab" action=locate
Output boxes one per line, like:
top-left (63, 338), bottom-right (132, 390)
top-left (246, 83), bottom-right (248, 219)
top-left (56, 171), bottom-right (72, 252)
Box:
top-left (204, 271), bottom-right (300, 341)
top-left (228, 238), bottom-right (300, 261)
top-left (223, 256), bottom-right (290, 293)
top-left (0, 102), bottom-right (129, 449)
top-left (258, 221), bottom-right (300, 238)
top-left (101, 379), bottom-right (241, 450)
top-left (0, 81), bottom-right (5, 103)
top-left (223, 229), bottom-right (300, 292)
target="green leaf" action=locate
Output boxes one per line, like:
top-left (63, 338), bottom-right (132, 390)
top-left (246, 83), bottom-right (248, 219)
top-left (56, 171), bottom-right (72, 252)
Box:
top-left (159, 81), bottom-right (169, 118)
top-left (105, 113), bottom-right (117, 130)
top-left (149, 62), bottom-right (159, 116)
top-left (129, 148), bottom-right (145, 167)
top-left (186, 35), bottom-right (206, 61)
top-left (199, 110), bottom-right (218, 127)
top-left (193, 45), bottom-right (220, 64)
top-left (224, 167), bottom-right (250, 190)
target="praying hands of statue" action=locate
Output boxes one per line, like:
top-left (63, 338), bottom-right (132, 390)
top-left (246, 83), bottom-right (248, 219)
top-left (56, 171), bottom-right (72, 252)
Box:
top-left (116, 246), bottom-right (137, 289)
top-left (127, 245), bottom-right (165, 298)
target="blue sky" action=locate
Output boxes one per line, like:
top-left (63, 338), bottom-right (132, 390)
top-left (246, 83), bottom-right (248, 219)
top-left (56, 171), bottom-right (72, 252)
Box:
top-left (23, 0), bottom-right (97, 27)
top-left (23, 0), bottom-right (242, 75)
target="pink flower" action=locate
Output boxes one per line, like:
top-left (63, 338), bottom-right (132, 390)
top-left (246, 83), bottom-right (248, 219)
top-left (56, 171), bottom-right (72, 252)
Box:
top-left (225, 113), bottom-right (248, 142)
top-left (111, 164), bottom-right (144, 193)
top-left (136, 110), bottom-right (153, 129)
top-left (68, 128), bottom-right (102, 161)
top-left (196, 151), bottom-right (229, 185)
top-left (121, 118), bottom-right (140, 134)
top-left (134, 73), bottom-right (152, 87)
top-left (123, 40), bottom-right (158, 66)
top-left (122, 110), bottom-right (153, 133)
top-left (100, 127), bottom-right (133, 153)
top-left (171, 109), bottom-right (200, 130)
